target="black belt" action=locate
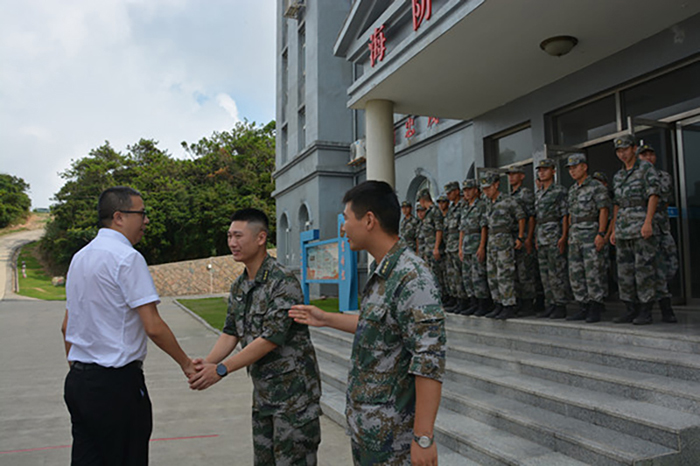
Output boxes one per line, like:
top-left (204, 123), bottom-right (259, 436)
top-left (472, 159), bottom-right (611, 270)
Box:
top-left (618, 199), bottom-right (647, 208)
top-left (466, 228), bottom-right (481, 234)
top-left (538, 216), bottom-right (561, 224)
top-left (71, 360), bottom-right (143, 371)
top-left (571, 215), bottom-right (598, 224)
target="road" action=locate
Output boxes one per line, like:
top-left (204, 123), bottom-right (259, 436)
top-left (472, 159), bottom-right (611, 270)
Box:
top-left (0, 229), bottom-right (44, 301)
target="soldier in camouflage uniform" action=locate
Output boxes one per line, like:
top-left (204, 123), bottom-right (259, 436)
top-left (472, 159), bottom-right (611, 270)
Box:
top-left (419, 189), bottom-right (447, 307)
top-left (290, 181), bottom-right (445, 466)
top-left (436, 193), bottom-right (451, 306)
top-left (534, 159), bottom-right (571, 319)
top-left (458, 178), bottom-right (490, 316)
top-left (507, 166), bottom-right (538, 315)
top-left (610, 134), bottom-right (661, 325)
top-left (443, 181), bottom-right (469, 312)
top-left (415, 203), bottom-right (427, 257)
top-left (190, 208), bottom-right (321, 465)
top-left (637, 144), bottom-right (678, 323)
top-left (592, 171), bottom-right (616, 300)
top-left (481, 173), bottom-right (527, 319)
top-left (565, 154), bottom-right (611, 323)
top-left (399, 200), bottom-right (419, 254)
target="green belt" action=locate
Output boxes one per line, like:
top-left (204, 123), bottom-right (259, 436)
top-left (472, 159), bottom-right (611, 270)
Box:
top-left (571, 215), bottom-right (598, 224)
top-left (538, 216), bottom-right (561, 224)
top-left (618, 198), bottom-right (647, 208)
top-left (466, 228), bottom-right (481, 234)
top-left (488, 227), bottom-right (511, 235)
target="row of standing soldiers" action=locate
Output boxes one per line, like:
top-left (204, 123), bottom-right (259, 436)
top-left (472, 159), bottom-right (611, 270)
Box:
top-left (399, 134), bottom-right (678, 324)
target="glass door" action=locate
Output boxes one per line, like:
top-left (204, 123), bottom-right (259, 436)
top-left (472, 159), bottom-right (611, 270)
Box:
top-left (677, 115), bottom-right (700, 302)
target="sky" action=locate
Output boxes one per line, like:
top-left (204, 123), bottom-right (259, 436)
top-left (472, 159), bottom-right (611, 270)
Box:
top-left (0, 0), bottom-right (277, 209)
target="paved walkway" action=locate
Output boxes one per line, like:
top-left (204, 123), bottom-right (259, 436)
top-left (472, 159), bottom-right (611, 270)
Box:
top-left (0, 232), bottom-right (353, 465)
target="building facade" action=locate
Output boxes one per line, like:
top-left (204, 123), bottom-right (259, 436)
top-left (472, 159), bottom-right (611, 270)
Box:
top-left (275, 0), bottom-right (700, 303)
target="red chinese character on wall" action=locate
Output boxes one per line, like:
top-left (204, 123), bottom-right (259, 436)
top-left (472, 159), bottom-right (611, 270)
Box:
top-left (405, 117), bottom-right (416, 138)
top-left (368, 25), bottom-right (387, 67)
top-left (412, 0), bottom-right (432, 31)
top-left (427, 116), bottom-right (439, 128)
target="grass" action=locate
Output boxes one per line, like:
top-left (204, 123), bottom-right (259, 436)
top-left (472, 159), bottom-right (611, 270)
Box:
top-left (16, 242), bottom-right (67, 301)
top-left (177, 296), bottom-right (342, 330)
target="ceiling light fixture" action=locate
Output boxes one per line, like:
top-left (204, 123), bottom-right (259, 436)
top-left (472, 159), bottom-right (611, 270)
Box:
top-left (539, 35), bottom-right (579, 57)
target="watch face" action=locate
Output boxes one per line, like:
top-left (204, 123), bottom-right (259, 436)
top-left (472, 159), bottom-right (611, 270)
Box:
top-left (216, 364), bottom-right (227, 377)
top-left (418, 436), bottom-right (432, 448)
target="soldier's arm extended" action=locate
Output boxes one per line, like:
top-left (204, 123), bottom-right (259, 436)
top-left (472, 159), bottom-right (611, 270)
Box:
top-left (641, 194), bottom-right (659, 239)
top-left (411, 375), bottom-right (442, 465)
top-left (289, 304), bottom-right (359, 334)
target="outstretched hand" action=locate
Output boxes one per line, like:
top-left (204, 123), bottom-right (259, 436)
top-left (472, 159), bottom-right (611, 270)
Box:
top-left (288, 305), bottom-right (327, 328)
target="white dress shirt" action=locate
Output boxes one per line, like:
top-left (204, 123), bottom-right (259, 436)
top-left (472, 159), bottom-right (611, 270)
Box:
top-left (65, 228), bottom-right (160, 368)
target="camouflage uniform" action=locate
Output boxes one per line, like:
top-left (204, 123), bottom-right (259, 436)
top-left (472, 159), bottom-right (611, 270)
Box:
top-left (613, 158), bottom-right (660, 304)
top-left (568, 176), bottom-right (610, 304)
top-left (444, 198), bottom-right (467, 300)
top-left (399, 214), bottom-right (419, 253)
top-left (535, 181), bottom-right (571, 307)
top-left (459, 195), bottom-right (489, 300)
top-left (485, 192), bottom-right (526, 307)
top-left (420, 204), bottom-right (445, 293)
top-left (511, 185), bottom-right (537, 301)
top-left (224, 254), bottom-right (322, 465)
top-left (654, 169), bottom-right (678, 298)
top-left (347, 242), bottom-right (446, 464)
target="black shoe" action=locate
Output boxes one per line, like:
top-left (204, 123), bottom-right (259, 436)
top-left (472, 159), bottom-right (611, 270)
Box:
top-left (567, 302), bottom-right (588, 321)
top-left (519, 299), bottom-right (534, 317)
top-left (534, 294), bottom-right (546, 313)
top-left (443, 296), bottom-right (459, 313)
top-left (633, 302), bottom-right (653, 325)
top-left (473, 299), bottom-right (492, 317)
top-left (461, 297), bottom-right (478, 316)
top-left (614, 301), bottom-right (639, 323)
top-left (496, 305), bottom-right (516, 320)
top-left (659, 297), bottom-right (678, 323)
top-left (586, 301), bottom-right (602, 323)
top-left (537, 305), bottom-right (555, 318)
top-left (549, 305), bottom-right (567, 319)
top-left (485, 303), bottom-right (502, 318)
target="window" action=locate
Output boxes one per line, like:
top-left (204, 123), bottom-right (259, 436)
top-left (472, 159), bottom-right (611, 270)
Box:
top-left (281, 124), bottom-right (288, 164)
top-left (486, 124), bottom-right (533, 167)
top-left (281, 50), bottom-right (288, 121)
top-left (298, 107), bottom-right (306, 152)
top-left (298, 25), bottom-right (306, 105)
top-left (552, 95), bottom-right (617, 146)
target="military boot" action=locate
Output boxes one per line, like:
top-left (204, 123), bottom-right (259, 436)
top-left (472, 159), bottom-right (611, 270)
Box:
top-left (534, 294), bottom-right (546, 313)
top-left (473, 299), bottom-right (492, 317)
top-left (496, 305), bottom-right (516, 320)
top-left (586, 301), bottom-right (603, 323)
top-left (537, 304), bottom-right (556, 318)
top-left (485, 303), bottom-right (502, 318)
top-left (567, 302), bottom-right (588, 321)
top-left (461, 297), bottom-right (478, 316)
top-left (518, 299), bottom-right (534, 317)
top-left (613, 301), bottom-right (638, 323)
top-left (659, 297), bottom-right (678, 323)
top-left (443, 296), bottom-right (458, 313)
top-left (633, 302), bottom-right (653, 325)
top-left (549, 304), bottom-right (567, 319)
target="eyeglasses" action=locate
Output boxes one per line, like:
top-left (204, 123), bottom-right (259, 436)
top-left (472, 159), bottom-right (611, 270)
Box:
top-left (119, 209), bottom-right (148, 218)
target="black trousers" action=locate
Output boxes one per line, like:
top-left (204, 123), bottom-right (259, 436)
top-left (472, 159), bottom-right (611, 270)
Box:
top-left (64, 361), bottom-right (152, 466)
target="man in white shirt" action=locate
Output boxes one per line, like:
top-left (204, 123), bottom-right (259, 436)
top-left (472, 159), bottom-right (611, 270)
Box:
top-left (61, 186), bottom-right (195, 466)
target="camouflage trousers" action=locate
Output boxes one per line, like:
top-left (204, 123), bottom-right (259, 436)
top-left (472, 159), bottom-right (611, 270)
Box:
top-left (514, 248), bottom-right (537, 300)
top-left (422, 254), bottom-right (448, 301)
top-left (655, 230), bottom-right (679, 299)
top-left (568, 241), bottom-right (607, 303)
top-left (445, 251), bottom-right (467, 299)
top-left (351, 441), bottom-right (410, 466)
top-left (462, 251), bottom-right (490, 299)
top-left (615, 237), bottom-right (660, 304)
top-left (252, 407), bottom-right (321, 466)
top-left (487, 242), bottom-right (517, 306)
top-left (537, 244), bottom-right (571, 306)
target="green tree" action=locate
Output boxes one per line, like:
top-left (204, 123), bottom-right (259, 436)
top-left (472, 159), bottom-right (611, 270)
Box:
top-left (0, 173), bottom-right (32, 228)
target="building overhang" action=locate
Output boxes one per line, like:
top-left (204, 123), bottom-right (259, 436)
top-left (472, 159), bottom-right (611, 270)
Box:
top-left (337, 0), bottom-right (700, 120)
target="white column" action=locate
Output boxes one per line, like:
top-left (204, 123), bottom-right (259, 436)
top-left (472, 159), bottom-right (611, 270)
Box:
top-left (365, 99), bottom-right (395, 187)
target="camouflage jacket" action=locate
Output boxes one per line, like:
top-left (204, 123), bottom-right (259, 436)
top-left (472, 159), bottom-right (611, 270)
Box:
top-left (459, 197), bottom-right (488, 254)
top-left (568, 176), bottom-right (610, 244)
top-left (399, 214), bottom-right (419, 247)
top-left (655, 169), bottom-right (673, 233)
top-left (443, 201), bottom-right (463, 253)
top-left (224, 254), bottom-right (321, 418)
top-left (485, 192), bottom-right (526, 250)
top-left (535, 182), bottom-right (568, 246)
top-left (346, 241), bottom-right (446, 453)
top-left (613, 159), bottom-right (660, 240)
top-left (421, 205), bottom-right (444, 252)
top-left (511, 185), bottom-right (535, 217)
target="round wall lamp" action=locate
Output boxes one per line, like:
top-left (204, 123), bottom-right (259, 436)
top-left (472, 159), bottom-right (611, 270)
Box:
top-left (539, 35), bottom-right (578, 57)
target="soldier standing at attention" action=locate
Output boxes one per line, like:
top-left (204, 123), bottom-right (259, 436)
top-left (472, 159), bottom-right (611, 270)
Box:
top-left (458, 179), bottom-right (490, 316)
top-left (189, 208), bottom-right (322, 465)
top-left (415, 203), bottom-right (427, 256)
top-left (399, 200), bottom-right (419, 253)
top-left (290, 180), bottom-right (446, 466)
top-left (636, 144), bottom-right (678, 323)
top-left (566, 154), bottom-right (611, 323)
top-left (419, 189), bottom-right (447, 307)
top-left (481, 173), bottom-right (527, 320)
top-left (436, 194), bottom-right (451, 307)
top-left (443, 182), bottom-right (468, 312)
top-left (609, 134), bottom-right (661, 325)
top-left (534, 159), bottom-right (571, 319)
top-left (506, 166), bottom-right (537, 315)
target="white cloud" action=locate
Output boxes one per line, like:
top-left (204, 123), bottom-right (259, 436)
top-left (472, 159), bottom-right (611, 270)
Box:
top-left (0, 0), bottom-right (276, 208)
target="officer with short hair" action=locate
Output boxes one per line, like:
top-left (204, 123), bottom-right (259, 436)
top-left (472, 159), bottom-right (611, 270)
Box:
top-left (418, 189), bottom-right (446, 304)
top-left (415, 203), bottom-right (427, 256)
top-left (399, 200), bottom-right (419, 254)
top-left (458, 179), bottom-right (490, 316)
top-left (436, 193), bottom-right (451, 306)
top-left (443, 181), bottom-right (468, 312)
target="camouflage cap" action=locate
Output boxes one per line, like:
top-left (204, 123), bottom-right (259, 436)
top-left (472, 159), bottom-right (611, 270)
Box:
top-left (444, 181), bottom-right (460, 192)
top-left (437, 193), bottom-right (449, 202)
top-left (462, 178), bottom-right (479, 189)
top-left (613, 134), bottom-right (636, 149)
top-left (636, 144), bottom-right (655, 156)
top-left (592, 171), bottom-right (608, 184)
top-left (418, 188), bottom-right (432, 200)
top-left (401, 200), bottom-right (412, 208)
top-left (479, 172), bottom-right (499, 188)
top-left (506, 166), bottom-right (524, 174)
top-left (415, 203), bottom-right (426, 211)
top-left (536, 158), bottom-right (556, 169)
top-left (566, 153), bottom-right (587, 167)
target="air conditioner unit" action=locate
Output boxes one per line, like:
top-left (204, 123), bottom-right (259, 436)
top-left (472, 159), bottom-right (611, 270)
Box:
top-left (284, 0), bottom-right (305, 19)
top-left (349, 138), bottom-right (366, 165)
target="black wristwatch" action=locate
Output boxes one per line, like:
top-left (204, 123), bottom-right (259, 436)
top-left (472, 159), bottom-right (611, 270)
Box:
top-left (597, 231), bottom-right (605, 237)
top-left (216, 363), bottom-right (228, 378)
top-left (518, 237), bottom-right (525, 242)
top-left (413, 434), bottom-right (434, 449)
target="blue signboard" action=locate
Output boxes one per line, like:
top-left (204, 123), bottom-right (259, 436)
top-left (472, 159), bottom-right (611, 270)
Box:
top-left (668, 206), bottom-right (679, 219)
top-left (300, 213), bottom-right (358, 312)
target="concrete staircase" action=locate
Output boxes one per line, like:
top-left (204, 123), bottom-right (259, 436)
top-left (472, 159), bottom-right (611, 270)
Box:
top-left (310, 314), bottom-right (700, 465)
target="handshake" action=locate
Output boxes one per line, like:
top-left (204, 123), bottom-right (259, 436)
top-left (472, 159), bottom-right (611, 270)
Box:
top-left (183, 358), bottom-right (224, 391)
